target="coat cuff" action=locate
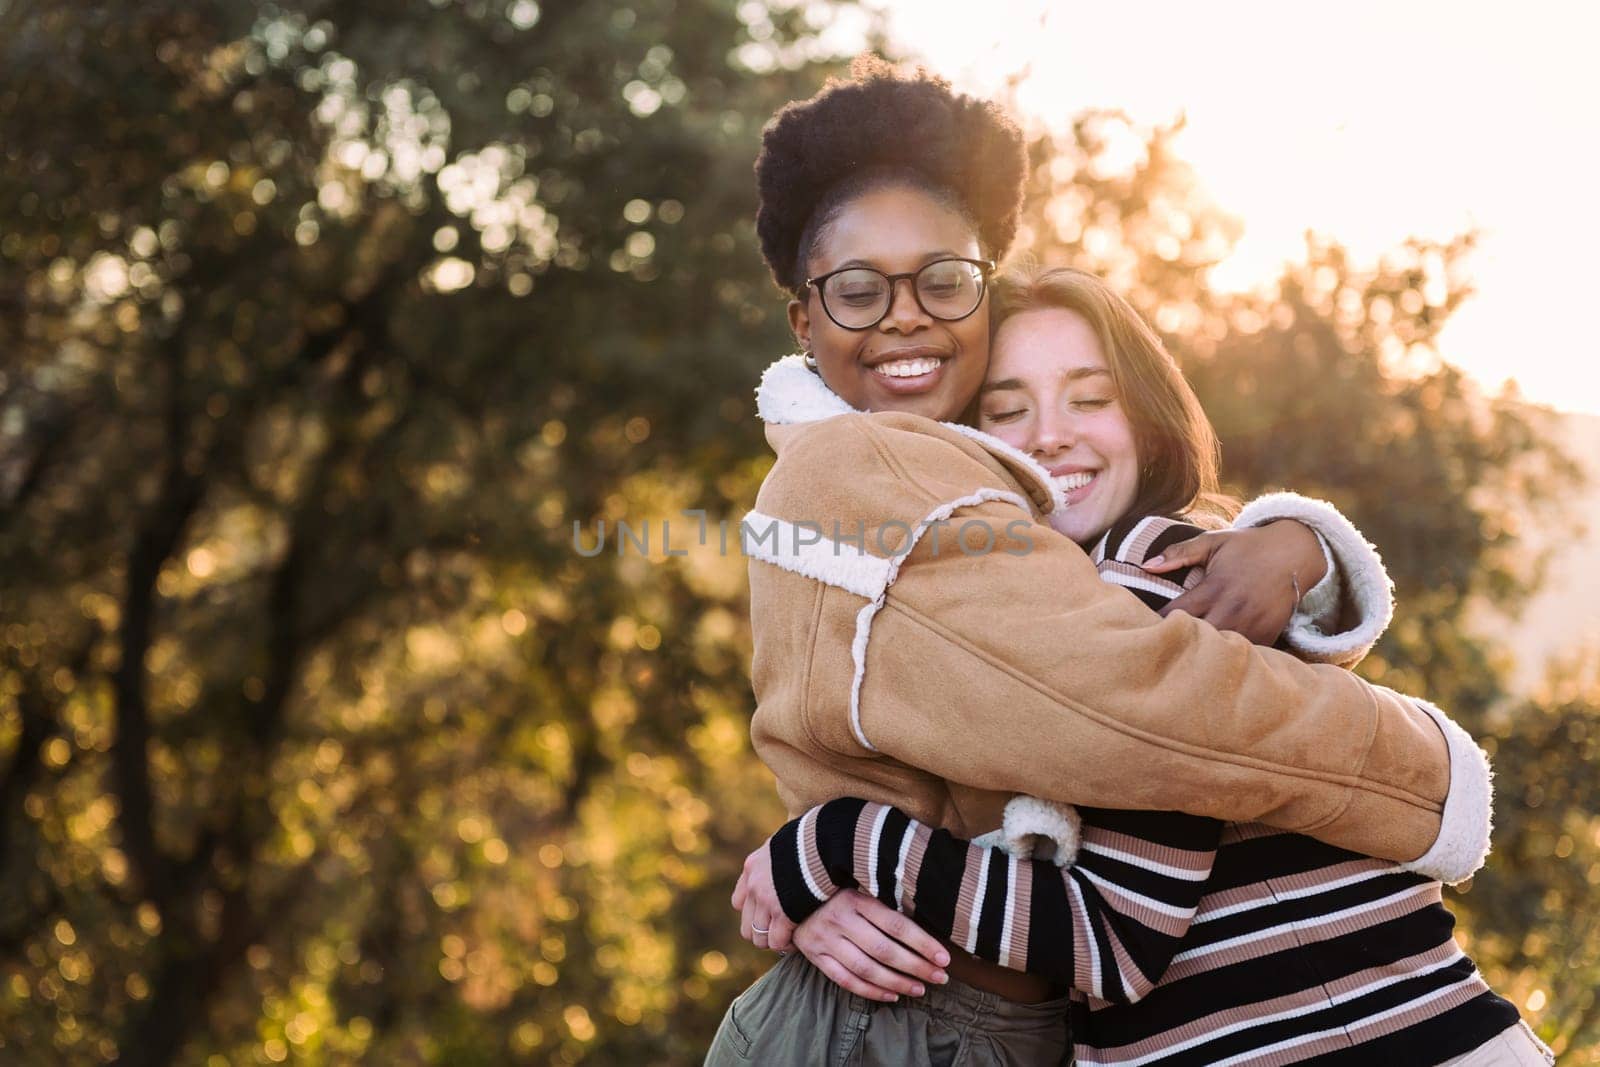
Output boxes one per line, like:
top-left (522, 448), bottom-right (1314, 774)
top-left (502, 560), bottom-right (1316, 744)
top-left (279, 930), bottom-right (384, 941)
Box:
top-left (1295, 530), bottom-right (1340, 628)
top-left (1233, 492), bottom-right (1394, 666)
top-left (1399, 699), bottom-right (1494, 885)
top-left (976, 795), bottom-right (1082, 867)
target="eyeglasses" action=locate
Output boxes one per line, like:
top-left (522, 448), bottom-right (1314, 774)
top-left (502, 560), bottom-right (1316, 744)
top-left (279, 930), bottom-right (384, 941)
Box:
top-left (805, 257), bottom-right (996, 330)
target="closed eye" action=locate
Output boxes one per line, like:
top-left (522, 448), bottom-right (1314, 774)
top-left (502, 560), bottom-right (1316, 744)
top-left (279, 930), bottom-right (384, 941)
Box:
top-left (1072, 397), bottom-right (1113, 411)
top-left (983, 409), bottom-right (1026, 424)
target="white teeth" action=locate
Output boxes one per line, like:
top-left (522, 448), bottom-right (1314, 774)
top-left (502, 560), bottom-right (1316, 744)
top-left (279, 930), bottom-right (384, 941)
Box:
top-left (1053, 472), bottom-right (1095, 492)
top-left (875, 357), bottom-right (942, 378)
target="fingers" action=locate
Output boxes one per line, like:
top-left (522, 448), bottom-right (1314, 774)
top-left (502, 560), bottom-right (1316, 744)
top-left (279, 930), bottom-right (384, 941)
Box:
top-left (736, 842), bottom-right (784, 948)
top-left (1161, 581), bottom-right (1260, 640)
top-left (1196, 598), bottom-right (1255, 641)
top-left (851, 895), bottom-right (950, 981)
top-left (750, 905), bottom-right (774, 951)
top-left (740, 886), bottom-right (773, 949)
top-left (738, 889), bottom-right (754, 943)
top-left (1225, 602), bottom-right (1285, 646)
top-left (1158, 581), bottom-right (1217, 620)
top-left (826, 939), bottom-right (930, 1000)
top-left (734, 844), bottom-right (763, 911)
top-left (767, 913), bottom-right (796, 952)
top-left (1178, 594), bottom-right (1282, 645)
top-left (790, 891), bottom-right (950, 1002)
top-left (1144, 532), bottom-right (1222, 573)
top-left (808, 951), bottom-right (907, 1003)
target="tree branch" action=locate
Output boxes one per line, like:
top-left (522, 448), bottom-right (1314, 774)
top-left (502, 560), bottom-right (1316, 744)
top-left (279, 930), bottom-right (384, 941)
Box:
top-left (110, 336), bottom-right (206, 906)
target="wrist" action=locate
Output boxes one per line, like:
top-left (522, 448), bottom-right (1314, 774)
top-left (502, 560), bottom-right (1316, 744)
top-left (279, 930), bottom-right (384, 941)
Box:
top-left (768, 816), bottom-right (830, 925)
top-left (1269, 519), bottom-right (1329, 587)
top-left (769, 799), bottom-right (875, 924)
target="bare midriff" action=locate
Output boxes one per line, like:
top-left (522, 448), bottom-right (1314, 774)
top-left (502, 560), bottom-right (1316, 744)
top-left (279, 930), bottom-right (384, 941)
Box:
top-left (942, 941), bottom-right (1060, 1004)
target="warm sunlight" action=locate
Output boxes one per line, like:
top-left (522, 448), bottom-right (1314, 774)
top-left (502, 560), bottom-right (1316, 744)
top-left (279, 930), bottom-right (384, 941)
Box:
top-left (867, 0), bottom-right (1600, 414)
top-left (11, 6), bottom-right (1600, 1061)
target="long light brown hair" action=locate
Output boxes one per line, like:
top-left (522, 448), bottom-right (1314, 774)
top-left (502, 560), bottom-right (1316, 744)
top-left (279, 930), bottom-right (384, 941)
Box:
top-left (990, 264), bottom-right (1237, 525)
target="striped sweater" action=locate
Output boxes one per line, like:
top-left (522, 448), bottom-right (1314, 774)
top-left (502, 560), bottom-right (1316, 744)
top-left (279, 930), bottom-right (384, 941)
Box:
top-left (769, 514), bottom-right (1520, 1066)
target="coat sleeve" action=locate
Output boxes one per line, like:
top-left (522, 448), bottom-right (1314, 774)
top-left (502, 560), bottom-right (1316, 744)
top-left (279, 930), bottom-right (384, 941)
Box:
top-left (761, 416), bottom-right (1489, 883)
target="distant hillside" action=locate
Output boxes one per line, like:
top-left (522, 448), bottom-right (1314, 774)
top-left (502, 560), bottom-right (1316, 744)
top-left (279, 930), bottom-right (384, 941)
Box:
top-left (1486, 409), bottom-right (1600, 692)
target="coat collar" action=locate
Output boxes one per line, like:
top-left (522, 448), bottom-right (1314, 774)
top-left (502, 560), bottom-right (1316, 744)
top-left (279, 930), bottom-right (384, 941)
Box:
top-left (754, 354), bottom-right (1067, 516)
top-left (754, 354), bottom-right (858, 425)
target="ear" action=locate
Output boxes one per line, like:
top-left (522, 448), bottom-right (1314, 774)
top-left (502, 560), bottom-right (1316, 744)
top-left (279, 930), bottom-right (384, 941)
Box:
top-left (787, 296), bottom-right (812, 353)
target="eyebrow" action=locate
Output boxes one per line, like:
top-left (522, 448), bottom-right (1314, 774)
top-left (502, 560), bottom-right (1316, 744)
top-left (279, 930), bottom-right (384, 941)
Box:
top-left (831, 250), bottom-right (965, 271)
top-left (980, 367), bottom-right (1111, 393)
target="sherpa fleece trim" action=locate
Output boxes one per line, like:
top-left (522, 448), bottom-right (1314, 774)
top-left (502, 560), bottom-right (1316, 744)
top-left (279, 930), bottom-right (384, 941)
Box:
top-left (1401, 698), bottom-right (1494, 885)
top-left (738, 510), bottom-right (893, 600)
top-left (755, 354), bottom-right (857, 425)
top-left (753, 354), bottom-right (1067, 516)
top-left (1296, 530), bottom-right (1341, 629)
top-left (1235, 492), bottom-right (1395, 665)
top-left (995, 795), bottom-right (1083, 868)
top-left (844, 489), bottom-right (1034, 751)
top-left (742, 486), bottom-right (1033, 753)
top-left (944, 422), bottom-right (1069, 516)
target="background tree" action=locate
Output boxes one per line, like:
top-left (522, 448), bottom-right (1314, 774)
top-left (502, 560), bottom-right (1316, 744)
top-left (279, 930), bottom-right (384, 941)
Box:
top-left (0, 1), bottom-right (845, 1062)
top-left (0, 3), bottom-right (1590, 1064)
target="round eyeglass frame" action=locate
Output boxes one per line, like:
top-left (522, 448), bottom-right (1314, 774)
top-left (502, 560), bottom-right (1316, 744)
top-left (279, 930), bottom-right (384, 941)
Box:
top-left (804, 257), bottom-right (997, 331)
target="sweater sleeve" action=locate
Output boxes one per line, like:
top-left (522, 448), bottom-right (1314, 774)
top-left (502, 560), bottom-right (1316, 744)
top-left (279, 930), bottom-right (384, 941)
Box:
top-left (1094, 513), bottom-right (1358, 671)
top-left (770, 798), bottom-right (1222, 1002)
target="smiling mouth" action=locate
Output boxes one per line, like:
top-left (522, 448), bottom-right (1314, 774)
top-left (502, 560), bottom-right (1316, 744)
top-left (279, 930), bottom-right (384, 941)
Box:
top-left (871, 355), bottom-right (947, 379)
top-left (1053, 471), bottom-right (1097, 494)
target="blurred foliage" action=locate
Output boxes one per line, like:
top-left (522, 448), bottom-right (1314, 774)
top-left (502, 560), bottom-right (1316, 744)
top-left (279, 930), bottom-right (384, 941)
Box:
top-left (0, 1), bottom-right (1592, 1064)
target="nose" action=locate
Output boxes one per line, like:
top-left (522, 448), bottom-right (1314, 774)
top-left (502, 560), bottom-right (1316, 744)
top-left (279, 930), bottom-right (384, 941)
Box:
top-left (1030, 406), bottom-right (1077, 459)
top-left (878, 277), bottom-right (933, 333)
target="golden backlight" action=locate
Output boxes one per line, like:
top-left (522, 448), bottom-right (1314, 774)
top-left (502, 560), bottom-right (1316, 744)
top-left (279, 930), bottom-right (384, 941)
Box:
top-left (865, 0), bottom-right (1600, 414)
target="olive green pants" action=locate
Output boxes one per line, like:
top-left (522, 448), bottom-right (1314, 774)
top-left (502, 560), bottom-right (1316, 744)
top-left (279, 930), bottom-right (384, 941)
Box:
top-left (1439, 1021), bottom-right (1557, 1065)
top-left (705, 952), bottom-right (1071, 1066)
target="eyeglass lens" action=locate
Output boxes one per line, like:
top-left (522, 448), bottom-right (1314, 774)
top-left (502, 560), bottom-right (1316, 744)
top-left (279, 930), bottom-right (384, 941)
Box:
top-left (820, 260), bottom-right (984, 328)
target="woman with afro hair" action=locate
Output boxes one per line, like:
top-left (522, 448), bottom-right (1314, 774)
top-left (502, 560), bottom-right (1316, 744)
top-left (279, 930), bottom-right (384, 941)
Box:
top-left (706, 59), bottom-right (1494, 1065)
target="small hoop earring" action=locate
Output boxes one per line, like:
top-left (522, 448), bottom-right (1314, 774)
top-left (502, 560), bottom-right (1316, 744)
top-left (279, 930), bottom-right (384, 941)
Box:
top-left (803, 352), bottom-right (818, 370)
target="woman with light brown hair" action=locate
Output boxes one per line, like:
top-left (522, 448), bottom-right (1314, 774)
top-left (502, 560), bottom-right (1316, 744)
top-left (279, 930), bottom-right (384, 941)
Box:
top-left (986, 262), bottom-right (1236, 536)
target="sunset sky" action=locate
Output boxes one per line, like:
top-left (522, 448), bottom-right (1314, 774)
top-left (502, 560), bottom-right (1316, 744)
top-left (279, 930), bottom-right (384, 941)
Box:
top-left (857, 0), bottom-right (1600, 415)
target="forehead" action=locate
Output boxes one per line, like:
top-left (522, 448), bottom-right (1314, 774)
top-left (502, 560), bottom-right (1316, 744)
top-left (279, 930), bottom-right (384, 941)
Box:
top-left (812, 185), bottom-right (980, 273)
top-left (990, 308), bottom-right (1108, 381)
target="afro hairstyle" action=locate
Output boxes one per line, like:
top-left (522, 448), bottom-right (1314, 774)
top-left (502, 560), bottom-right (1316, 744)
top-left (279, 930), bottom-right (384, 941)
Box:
top-left (754, 56), bottom-right (1028, 296)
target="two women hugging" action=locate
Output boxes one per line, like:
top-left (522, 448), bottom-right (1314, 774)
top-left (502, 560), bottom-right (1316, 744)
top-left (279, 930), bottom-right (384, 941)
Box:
top-left (706, 59), bottom-right (1548, 1067)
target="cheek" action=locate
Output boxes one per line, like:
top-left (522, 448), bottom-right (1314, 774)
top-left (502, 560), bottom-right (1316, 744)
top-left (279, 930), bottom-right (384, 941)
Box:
top-left (1094, 416), bottom-right (1142, 484)
top-left (811, 322), bottom-right (863, 368)
top-left (985, 417), bottom-right (1032, 453)
top-left (951, 322), bottom-right (989, 370)
top-left (956, 313), bottom-right (990, 358)
top-left (808, 326), bottom-right (872, 407)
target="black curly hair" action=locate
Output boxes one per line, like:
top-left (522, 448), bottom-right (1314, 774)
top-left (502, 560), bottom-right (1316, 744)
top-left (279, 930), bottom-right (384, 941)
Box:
top-left (755, 56), bottom-right (1028, 297)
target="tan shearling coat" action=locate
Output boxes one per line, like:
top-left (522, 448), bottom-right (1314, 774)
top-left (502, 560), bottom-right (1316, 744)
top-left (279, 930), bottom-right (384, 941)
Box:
top-left (743, 357), bottom-right (1492, 884)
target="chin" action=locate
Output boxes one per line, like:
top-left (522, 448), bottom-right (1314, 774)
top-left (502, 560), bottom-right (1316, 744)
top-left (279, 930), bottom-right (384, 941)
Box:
top-left (868, 389), bottom-right (945, 420)
top-left (1051, 513), bottom-right (1110, 548)
top-left (909, 394), bottom-right (956, 420)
